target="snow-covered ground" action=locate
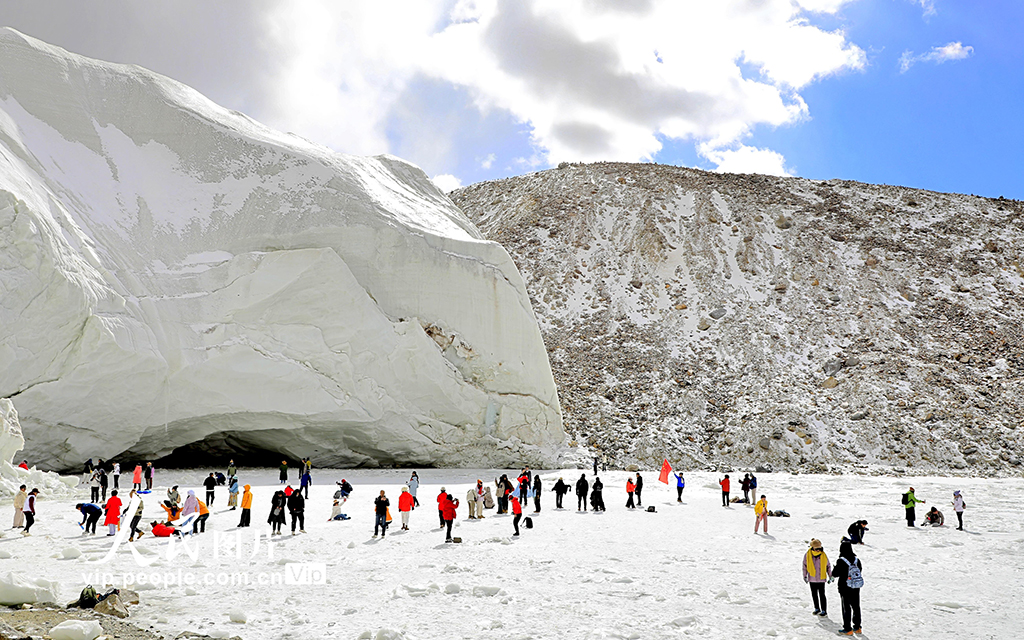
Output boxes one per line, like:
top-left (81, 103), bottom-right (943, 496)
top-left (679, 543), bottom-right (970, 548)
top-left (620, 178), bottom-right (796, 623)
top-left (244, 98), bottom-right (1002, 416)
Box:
top-left (3, 469), bottom-right (1021, 639)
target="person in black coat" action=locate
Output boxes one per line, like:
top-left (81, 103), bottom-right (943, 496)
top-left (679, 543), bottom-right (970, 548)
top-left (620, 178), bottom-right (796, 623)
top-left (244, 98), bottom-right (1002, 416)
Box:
top-left (532, 475), bottom-right (542, 513)
top-left (268, 490), bottom-right (286, 535)
top-left (634, 473), bottom-right (644, 508)
top-left (590, 478), bottom-right (605, 511)
top-left (203, 473), bottom-right (217, 506)
top-left (847, 520), bottom-right (869, 544)
top-left (373, 491), bottom-right (390, 538)
top-left (833, 539), bottom-right (864, 635)
top-left (287, 490), bottom-right (305, 534)
top-left (98, 469), bottom-right (108, 502)
top-left (552, 478), bottom-right (570, 509)
top-left (575, 474), bottom-right (589, 511)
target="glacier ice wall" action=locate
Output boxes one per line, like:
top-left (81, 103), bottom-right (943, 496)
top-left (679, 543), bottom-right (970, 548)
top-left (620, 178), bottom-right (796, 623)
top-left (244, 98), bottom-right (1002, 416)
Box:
top-left (0, 29), bottom-right (562, 470)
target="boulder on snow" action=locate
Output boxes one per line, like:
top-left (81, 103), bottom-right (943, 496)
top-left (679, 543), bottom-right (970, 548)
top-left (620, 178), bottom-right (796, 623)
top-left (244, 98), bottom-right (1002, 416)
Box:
top-left (0, 572), bottom-right (60, 606)
top-left (0, 29), bottom-right (562, 470)
top-left (93, 593), bottom-right (129, 618)
top-left (48, 620), bottom-right (103, 640)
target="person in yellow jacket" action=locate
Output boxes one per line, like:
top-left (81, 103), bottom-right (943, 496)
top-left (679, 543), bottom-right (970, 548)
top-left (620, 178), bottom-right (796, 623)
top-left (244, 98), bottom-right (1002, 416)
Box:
top-left (802, 538), bottom-right (832, 616)
top-left (237, 484), bottom-right (253, 528)
top-left (192, 499), bottom-right (210, 534)
top-left (754, 494), bottom-right (768, 534)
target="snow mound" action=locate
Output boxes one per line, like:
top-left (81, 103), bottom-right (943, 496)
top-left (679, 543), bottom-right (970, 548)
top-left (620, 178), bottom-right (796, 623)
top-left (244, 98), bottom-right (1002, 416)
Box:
top-left (0, 28), bottom-right (562, 470)
top-left (0, 571), bottom-right (60, 605)
top-left (48, 620), bottom-right (103, 640)
top-left (227, 608), bottom-right (248, 623)
top-left (0, 400), bottom-right (78, 499)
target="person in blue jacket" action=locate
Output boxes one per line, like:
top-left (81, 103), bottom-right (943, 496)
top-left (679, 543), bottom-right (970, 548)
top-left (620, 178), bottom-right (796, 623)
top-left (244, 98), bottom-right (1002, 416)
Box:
top-left (749, 473), bottom-right (758, 499)
top-left (673, 472), bottom-right (685, 502)
top-left (76, 503), bottom-right (102, 535)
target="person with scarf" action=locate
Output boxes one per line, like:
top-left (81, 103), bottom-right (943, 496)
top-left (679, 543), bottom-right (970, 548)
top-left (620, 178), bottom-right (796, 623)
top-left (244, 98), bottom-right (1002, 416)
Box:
top-left (833, 538), bottom-right (864, 635)
top-left (802, 538), bottom-right (831, 616)
top-left (268, 490), bottom-right (286, 535)
top-left (754, 495), bottom-right (769, 534)
top-left (951, 490), bottom-right (965, 530)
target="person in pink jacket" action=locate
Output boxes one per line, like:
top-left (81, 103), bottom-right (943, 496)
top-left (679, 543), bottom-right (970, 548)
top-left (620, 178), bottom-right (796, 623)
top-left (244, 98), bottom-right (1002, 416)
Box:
top-left (802, 538), bottom-right (832, 617)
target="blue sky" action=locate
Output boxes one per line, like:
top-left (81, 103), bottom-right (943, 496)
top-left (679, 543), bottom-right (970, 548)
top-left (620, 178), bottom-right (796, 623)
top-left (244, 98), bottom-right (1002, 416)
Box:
top-left (3, 0), bottom-right (1021, 198)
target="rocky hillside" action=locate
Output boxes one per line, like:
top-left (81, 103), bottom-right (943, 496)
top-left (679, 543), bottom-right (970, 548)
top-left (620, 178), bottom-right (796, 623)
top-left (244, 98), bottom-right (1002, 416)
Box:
top-left (452, 162), bottom-right (1024, 476)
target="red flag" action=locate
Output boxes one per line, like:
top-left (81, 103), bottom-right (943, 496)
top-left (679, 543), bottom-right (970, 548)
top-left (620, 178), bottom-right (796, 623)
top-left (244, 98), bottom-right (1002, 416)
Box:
top-left (658, 459), bottom-right (672, 484)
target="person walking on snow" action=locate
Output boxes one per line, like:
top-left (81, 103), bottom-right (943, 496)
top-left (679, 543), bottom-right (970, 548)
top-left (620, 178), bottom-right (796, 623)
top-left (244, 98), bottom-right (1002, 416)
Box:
top-left (951, 490), bottom-right (965, 530)
top-left (268, 490), bottom-right (286, 535)
top-left (576, 474), bottom-right (589, 511)
top-left (13, 484), bottom-right (27, 529)
top-left (300, 469), bottom-right (312, 499)
top-left (625, 478), bottom-right (636, 509)
top-left (833, 538), bottom-right (864, 635)
top-left (408, 472), bottom-right (420, 507)
top-left (398, 486), bottom-right (414, 530)
top-left (203, 473), bottom-right (217, 506)
top-left (22, 489), bottom-right (38, 535)
top-left (227, 476), bottom-right (239, 510)
top-left (132, 465), bottom-right (142, 491)
top-left (441, 492), bottom-right (459, 542)
top-left (634, 473), bottom-right (644, 508)
top-left (103, 490), bottom-right (122, 536)
top-left (802, 538), bottom-right (831, 617)
top-left (532, 475), bottom-right (542, 513)
top-left (511, 494), bottom-right (523, 536)
top-left (754, 495), bottom-right (769, 534)
top-left (288, 487), bottom-right (306, 534)
top-left (126, 491), bottom-right (145, 541)
top-left (903, 487), bottom-right (925, 527)
top-left (719, 474), bottom-right (731, 507)
top-left (437, 488), bottom-right (449, 527)
top-left (237, 484), bottom-right (252, 528)
top-left (673, 471), bottom-right (685, 502)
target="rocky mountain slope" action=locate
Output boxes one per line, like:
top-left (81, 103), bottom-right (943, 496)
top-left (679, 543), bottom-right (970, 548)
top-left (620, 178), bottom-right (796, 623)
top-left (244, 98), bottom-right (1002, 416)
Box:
top-left (0, 29), bottom-right (562, 470)
top-left (452, 162), bottom-right (1024, 475)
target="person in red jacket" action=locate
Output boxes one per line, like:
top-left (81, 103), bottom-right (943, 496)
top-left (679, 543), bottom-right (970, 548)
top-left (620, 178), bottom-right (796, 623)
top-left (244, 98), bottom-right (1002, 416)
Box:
top-left (150, 521), bottom-right (180, 537)
top-left (719, 475), bottom-right (731, 507)
top-left (437, 488), bottom-right (448, 528)
top-left (398, 486), bottom-right (415, 530)
top-left (511, 495), bottom-right (523, 536)
top-left (625, 478), bottom-right (636, 509)
top-left (104, 491), bottom-right (122, 536)
top-left (441, 493), bottom-right (459, 542)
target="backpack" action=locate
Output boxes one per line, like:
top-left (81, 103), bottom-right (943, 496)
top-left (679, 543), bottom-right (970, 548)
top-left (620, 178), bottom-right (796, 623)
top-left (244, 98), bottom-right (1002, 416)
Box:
top-left (901, 493), bottom-right (909, 505)
top-left (646, 506), bottom-right (656, 513)
top-left (840, 558), bottom-right (864, 588)
top-left (79, 585), bottom-right (98, 609)
top-left (524, 517), bottom-right (533, 529)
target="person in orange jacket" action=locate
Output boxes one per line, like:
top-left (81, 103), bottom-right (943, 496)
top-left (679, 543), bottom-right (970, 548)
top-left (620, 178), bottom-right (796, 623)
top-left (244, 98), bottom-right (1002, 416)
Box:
top-left (103, 491), bottom-right (122, 536)
top-left (511, 494), bottom-right (523, 536)
top-left (237, 484), bottom-right (252, 528)
top-left (754, 494), bottom-right (768, 534)
top-left (719, 474), bottom-right (731, 507)
top-left (192, 499), bottom-right (210, 534)
top-left (398, 486), bottom-right (415, 530)
top-left (625, 478), bottom-right (636, 509)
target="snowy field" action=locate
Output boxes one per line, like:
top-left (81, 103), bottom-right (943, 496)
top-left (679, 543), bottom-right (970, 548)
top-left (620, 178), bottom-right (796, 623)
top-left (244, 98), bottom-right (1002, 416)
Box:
top-left (3, 469), bottom-right (1023, 640)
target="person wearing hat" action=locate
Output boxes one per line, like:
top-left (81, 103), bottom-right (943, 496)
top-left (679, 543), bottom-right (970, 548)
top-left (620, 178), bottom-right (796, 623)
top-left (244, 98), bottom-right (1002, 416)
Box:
top-left (398, 486), bottom-right (414, 529)
top-left (802, 538), bottom-right (831, 617)
top-left (951, 490), bottom-right (965, 530)
top-left (903, 487), bottom-right (925, 527)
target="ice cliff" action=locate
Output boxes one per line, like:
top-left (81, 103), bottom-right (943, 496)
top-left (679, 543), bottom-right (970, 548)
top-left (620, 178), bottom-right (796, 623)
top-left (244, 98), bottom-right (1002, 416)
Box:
top-left (0, 29), bottom-right (562, 470)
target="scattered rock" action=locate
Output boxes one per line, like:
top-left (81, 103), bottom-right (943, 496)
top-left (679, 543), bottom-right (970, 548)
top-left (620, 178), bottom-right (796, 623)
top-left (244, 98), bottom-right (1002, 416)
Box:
top-left (823, 360), bottom-right (844, 376)
top-left (709, 308), bottom-right (726, 320)
top-left (697, 318), bottom-right (711, 331)
top-left (820, 377), bottom-right (839, 389)
top-left (758, 438), bottom-right (771, 450)
top-left (93, 595), bottom-right (128, 619)
top-left (850, 411), bottom-right (869, 421)
top-left (775, 215), bottom-right (792, 230)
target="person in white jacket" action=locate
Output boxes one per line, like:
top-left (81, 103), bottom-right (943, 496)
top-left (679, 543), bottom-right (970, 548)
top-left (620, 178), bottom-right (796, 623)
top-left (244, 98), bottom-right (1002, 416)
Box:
top-left (466, 488), bottom-right (478, 519)
top-left (12, 485), bottom-right (27, 528)
top-left (474, 480), bottom-right (486, 519)
top-left (952, 490), bottom-right (965, 531)
top-left (22, 489), bottom-right (38, 535)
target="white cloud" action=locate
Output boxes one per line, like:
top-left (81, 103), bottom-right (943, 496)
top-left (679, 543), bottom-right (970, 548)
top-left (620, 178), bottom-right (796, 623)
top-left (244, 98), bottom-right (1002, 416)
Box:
top-left (431, 173), bottom-right (463, 192)
top-left (911, 0), bottom-right (937, 17)
top-left (899, 41), bottom-right (974, 73)
top-left (699, 144), bottom-right (793, 177)
top-left (480, 153), bottom-right (496, 169)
